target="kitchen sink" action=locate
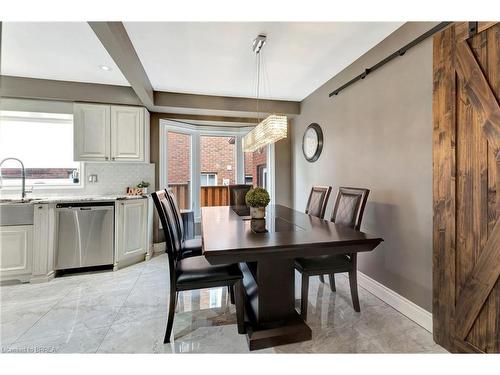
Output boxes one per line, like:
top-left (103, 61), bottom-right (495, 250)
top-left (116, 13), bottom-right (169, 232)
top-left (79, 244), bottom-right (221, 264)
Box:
top-left (0, 203), bottom-right (35, 225)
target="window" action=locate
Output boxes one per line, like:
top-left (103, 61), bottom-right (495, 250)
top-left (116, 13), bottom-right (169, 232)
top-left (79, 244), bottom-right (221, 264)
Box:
top-left (200, 173), bottom-right (217, 186)
top-left (0, 111), bottom-right (81, 187)
top-left (200, 135), bottom-right (236, 186)
top-left (166, 131), bottom-right (191, 209)
top-left (244, 147), bottom-right (267, 188)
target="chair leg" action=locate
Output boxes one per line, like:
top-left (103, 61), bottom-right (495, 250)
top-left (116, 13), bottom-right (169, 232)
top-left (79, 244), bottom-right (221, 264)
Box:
top-left (348, 270), bottom-right (360, 312)
top-left (301, 273), bottom-right (309, 321)
top-left (319, 274), bottom-right (325, 283)
top-left (234, 281), bottom-right (246, 334)
top-left (164, 290), bottom-right (177, 343)
top-left (229, 285), bottom-right (235, 305)
top-left (328, 274), bottom-right (336, 292)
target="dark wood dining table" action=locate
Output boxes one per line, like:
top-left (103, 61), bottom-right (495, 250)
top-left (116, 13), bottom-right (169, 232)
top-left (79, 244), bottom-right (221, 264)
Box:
top-left (201, 204), bottom-right (383, 350)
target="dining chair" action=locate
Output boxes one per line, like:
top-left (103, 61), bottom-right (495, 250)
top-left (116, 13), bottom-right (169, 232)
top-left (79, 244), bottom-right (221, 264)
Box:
top-left (295, 187), bottom-right (370, 319)
top-left (152, 190), bottom-right (245, 343)
top-left (228, 184), bottom-right (252, 206)
top-left (304, 185), bottom-right (332, 219)
top-left (165, 188), bottom-right (235, 302)
top-left (165, 188), bottom-right (202, 259)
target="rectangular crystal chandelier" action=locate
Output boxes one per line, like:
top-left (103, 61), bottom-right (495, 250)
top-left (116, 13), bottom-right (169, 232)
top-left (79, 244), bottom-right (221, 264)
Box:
top-left (243, 114), bottom-right (287, 152)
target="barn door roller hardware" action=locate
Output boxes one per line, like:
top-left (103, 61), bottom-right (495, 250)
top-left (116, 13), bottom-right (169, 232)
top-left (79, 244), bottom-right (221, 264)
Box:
top-left (329, 22), bottom-right (452, 98)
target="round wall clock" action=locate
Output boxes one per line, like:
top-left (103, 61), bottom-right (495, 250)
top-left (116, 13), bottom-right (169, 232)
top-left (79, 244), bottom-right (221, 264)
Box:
top-left (302, 123), bottom-right (323, 162)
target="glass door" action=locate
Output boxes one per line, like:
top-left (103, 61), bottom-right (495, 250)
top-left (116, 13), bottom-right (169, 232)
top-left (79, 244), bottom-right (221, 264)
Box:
top-left (166, 131), bottom-right (192, 210)
top-left (200, 135), bottom-right (236, 207)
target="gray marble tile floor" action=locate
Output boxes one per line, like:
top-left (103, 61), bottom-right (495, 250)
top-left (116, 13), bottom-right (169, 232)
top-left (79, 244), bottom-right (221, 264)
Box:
top-left (0, 253), bottom-right (447, 354)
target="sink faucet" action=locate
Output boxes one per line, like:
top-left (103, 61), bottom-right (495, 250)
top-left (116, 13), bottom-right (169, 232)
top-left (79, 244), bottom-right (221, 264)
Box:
top-left (0, 158), bottom-right (26, 201)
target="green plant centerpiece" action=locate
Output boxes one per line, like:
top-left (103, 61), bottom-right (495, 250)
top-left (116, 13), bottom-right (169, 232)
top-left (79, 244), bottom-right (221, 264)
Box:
top-left (137, 181), bottom-right (150, 194)
top-left (245, 187), bottom-right (270, 219)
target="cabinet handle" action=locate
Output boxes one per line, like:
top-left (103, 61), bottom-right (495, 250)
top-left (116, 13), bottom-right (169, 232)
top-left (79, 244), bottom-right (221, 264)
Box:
top-left (105, 156), bottom-right (109, 160)
top-left (38, 206), bottom-right (43, 209)
top-left (112, 157), bottom-right (115, 161)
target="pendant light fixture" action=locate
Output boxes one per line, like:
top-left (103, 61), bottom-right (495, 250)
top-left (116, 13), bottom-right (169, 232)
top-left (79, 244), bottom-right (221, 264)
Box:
top-left (243, 34), bottom-right (287, 152)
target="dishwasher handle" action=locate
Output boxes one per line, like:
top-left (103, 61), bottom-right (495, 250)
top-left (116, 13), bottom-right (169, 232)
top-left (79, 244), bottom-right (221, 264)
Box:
top-left (56, 201), bottom-right (115, 210)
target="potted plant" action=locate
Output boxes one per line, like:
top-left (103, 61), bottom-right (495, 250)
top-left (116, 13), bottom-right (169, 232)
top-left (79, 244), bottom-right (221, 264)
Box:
top-left (245, 187), bottom-right (270, 219)
top-left (137, 181), bottom-right (150, 195)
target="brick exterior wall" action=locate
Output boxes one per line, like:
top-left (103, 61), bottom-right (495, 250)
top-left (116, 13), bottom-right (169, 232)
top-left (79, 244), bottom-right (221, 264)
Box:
top-left (245, 147), bottom-right (267, 187)
top-left (1, 168), bottom-right (76, 180)
top-left (166, 132), bottom-right (267, 187)
top-left (167, 132), bottom-right (191, 183)
top-left (200, 136), bottom-right (236, 185)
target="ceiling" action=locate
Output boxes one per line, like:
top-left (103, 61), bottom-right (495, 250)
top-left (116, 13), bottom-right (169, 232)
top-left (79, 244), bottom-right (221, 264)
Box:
top-left (1, 22), bottom-right (129, 86)
top-left (125, 22), bottom-right (403, 101)
top-left (2, 22), bottom-right (403, 102)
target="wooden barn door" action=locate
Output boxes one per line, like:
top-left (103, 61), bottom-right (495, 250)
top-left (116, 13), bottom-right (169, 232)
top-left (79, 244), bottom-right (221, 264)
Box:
top-left (433, 22), bottom-right (500, 353)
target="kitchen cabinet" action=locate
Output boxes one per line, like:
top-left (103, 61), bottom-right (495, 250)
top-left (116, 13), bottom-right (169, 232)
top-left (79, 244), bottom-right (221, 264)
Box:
top-left (114, 198), bottom-right (148, 269)
top-left (74, 103), bottom-right (111, 161)
top-left (74, 103), bottom-right (149, 162)
top-left (0, 225), bottom-right (33, 283)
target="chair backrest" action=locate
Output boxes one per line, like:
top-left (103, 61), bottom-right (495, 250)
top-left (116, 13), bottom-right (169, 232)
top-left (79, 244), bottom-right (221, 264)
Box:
top-left (151, 190), bottom-right (179, 288)
top-left (229, 184), bottom-right (252, 206)
top-left (165, 188), bottom-right (185, 242)
top-left (305, 186), bottom-right (332, 219)
top-left (330, 187), bottom-right (370, 230)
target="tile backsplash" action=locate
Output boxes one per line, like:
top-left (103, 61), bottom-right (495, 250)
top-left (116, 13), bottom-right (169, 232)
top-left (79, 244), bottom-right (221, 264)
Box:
top-left (5, 163), bottom-right (155, 198)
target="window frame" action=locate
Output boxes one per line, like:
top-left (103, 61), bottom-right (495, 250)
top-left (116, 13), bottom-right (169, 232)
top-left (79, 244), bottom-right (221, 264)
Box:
top-left (0, 111), bottom-right (84, 190)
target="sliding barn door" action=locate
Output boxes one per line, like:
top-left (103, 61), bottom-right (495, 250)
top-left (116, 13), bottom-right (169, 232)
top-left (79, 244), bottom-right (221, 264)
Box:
top-left (433, 22), bottom-right (500, 353)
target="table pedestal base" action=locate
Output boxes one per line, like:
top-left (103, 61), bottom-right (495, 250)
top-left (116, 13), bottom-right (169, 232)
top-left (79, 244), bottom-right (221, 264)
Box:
top-left (245, 312), bottom-right (312, 351)
top-left (240, 259), bottom-right (312, 351)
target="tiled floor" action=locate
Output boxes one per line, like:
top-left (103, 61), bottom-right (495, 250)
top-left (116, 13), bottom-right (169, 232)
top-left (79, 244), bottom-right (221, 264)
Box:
top-left (0, 254), bottom-right (447, 353)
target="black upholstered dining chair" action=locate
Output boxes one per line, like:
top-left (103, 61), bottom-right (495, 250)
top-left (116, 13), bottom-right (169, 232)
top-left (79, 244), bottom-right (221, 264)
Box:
top-left (152, 190), bottom-right (245, 343)
top-left (305, 186), bottom-right (332, 219)
top-left (228, 184), bottom-right (252, 206)
top-left (295, 187), bottom-right (370, 320)
top-left (165, 188), bottom-right (202, 259)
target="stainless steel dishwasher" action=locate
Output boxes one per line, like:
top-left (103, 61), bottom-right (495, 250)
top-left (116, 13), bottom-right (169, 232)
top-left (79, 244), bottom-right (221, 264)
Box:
top-left (55, 202), bottom-right (114, 270)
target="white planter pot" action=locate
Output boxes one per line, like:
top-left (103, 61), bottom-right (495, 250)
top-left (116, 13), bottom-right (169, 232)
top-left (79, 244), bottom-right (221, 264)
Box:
top-left (250, 206), bottom-right (266, 219)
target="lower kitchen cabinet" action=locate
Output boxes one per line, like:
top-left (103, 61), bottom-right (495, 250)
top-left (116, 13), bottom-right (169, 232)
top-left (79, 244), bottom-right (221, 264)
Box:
top-left (114, 198), bottom-right (149, 269)
top-left (0, 225), bottom-right (33, 283)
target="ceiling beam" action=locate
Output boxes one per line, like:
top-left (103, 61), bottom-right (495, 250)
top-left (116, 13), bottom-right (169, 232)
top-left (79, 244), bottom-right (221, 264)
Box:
top-left (154, 91), bottom-right (300, 115)
top-left (88, 22), bottom-right (154, 109)
top-left (0, 75), bottom-right (141, 106)
top-left (1, 76), bottom-right (300, 117)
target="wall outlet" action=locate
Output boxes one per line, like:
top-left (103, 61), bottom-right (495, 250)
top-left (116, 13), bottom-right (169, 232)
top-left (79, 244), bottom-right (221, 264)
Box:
top-left (88, 174), bottom-right (98, 183)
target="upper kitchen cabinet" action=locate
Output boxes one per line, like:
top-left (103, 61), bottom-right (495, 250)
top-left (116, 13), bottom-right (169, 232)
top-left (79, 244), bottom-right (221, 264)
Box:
top-left (74, 103), bottom-right (111, 161)
top-left (74, 103), bottom-right (150, 163)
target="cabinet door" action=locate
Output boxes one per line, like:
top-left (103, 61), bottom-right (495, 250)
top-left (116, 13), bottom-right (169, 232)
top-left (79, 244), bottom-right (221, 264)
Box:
top-left (0, 225), bottom-right (33, 281)
top-left (110, 106), bottom-right (144, 161)
top-left (74, 103), bottom-right (111, 161)
top-left (115, 200), bottom-right (147, 264)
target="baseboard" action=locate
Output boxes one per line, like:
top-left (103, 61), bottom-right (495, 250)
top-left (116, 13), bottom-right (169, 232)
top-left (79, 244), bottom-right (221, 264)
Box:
top-left (153, 242), bottom-right (166, 253)
top-left (354, 271), bottom-right (433, 333)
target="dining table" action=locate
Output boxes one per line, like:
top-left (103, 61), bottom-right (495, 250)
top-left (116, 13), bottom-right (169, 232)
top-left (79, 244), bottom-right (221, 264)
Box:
top-left (201, 204), bottom-right (383, 351)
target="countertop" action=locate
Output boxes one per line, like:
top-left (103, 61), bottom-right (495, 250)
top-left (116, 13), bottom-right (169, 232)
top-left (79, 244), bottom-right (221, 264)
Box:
top-left (0, 194), bottom-right (148, 206)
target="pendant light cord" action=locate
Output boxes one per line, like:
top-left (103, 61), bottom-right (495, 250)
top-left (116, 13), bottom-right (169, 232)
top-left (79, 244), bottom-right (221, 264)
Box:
top-left (256, 51), bottom-right (261, 123)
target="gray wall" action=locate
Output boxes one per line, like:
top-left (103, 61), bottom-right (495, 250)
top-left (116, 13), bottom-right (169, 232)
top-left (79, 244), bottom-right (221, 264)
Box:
top-left (291, 22), bottom-right (439, 311)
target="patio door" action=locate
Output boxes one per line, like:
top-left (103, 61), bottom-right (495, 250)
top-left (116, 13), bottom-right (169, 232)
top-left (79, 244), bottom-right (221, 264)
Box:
top-left (433, 22), bottom-right (500, 353)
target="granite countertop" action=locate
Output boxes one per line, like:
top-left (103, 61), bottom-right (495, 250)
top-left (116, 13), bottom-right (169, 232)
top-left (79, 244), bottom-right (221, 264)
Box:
top-left (0, 194), bottom-right (148, 205)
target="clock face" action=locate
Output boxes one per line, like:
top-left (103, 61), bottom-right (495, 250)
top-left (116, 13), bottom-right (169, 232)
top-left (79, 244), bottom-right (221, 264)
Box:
top-left (303, 128), bottom-right (318, 159)
top-left (302, 123), bottom-right (323, 162)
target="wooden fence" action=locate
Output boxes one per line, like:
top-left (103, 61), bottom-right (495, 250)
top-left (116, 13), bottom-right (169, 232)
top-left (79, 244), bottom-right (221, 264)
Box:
top-left (169, 182), bottom-right (190, 210)
top-left (200, 186), bottom-right (229, 207)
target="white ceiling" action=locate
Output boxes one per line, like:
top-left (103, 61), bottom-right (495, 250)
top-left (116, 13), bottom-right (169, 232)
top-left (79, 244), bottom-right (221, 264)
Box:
top-left (1, 22), bottom-right (129, 86)
top-left (124, 22), bottom-right (403, 101)
top-left (2, 22), bottom-right (403, 101)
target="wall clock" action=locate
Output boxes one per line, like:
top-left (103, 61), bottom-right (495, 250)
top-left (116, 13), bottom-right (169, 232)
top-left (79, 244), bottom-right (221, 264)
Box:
top-left (302, 123), bottom-right (323, 162)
